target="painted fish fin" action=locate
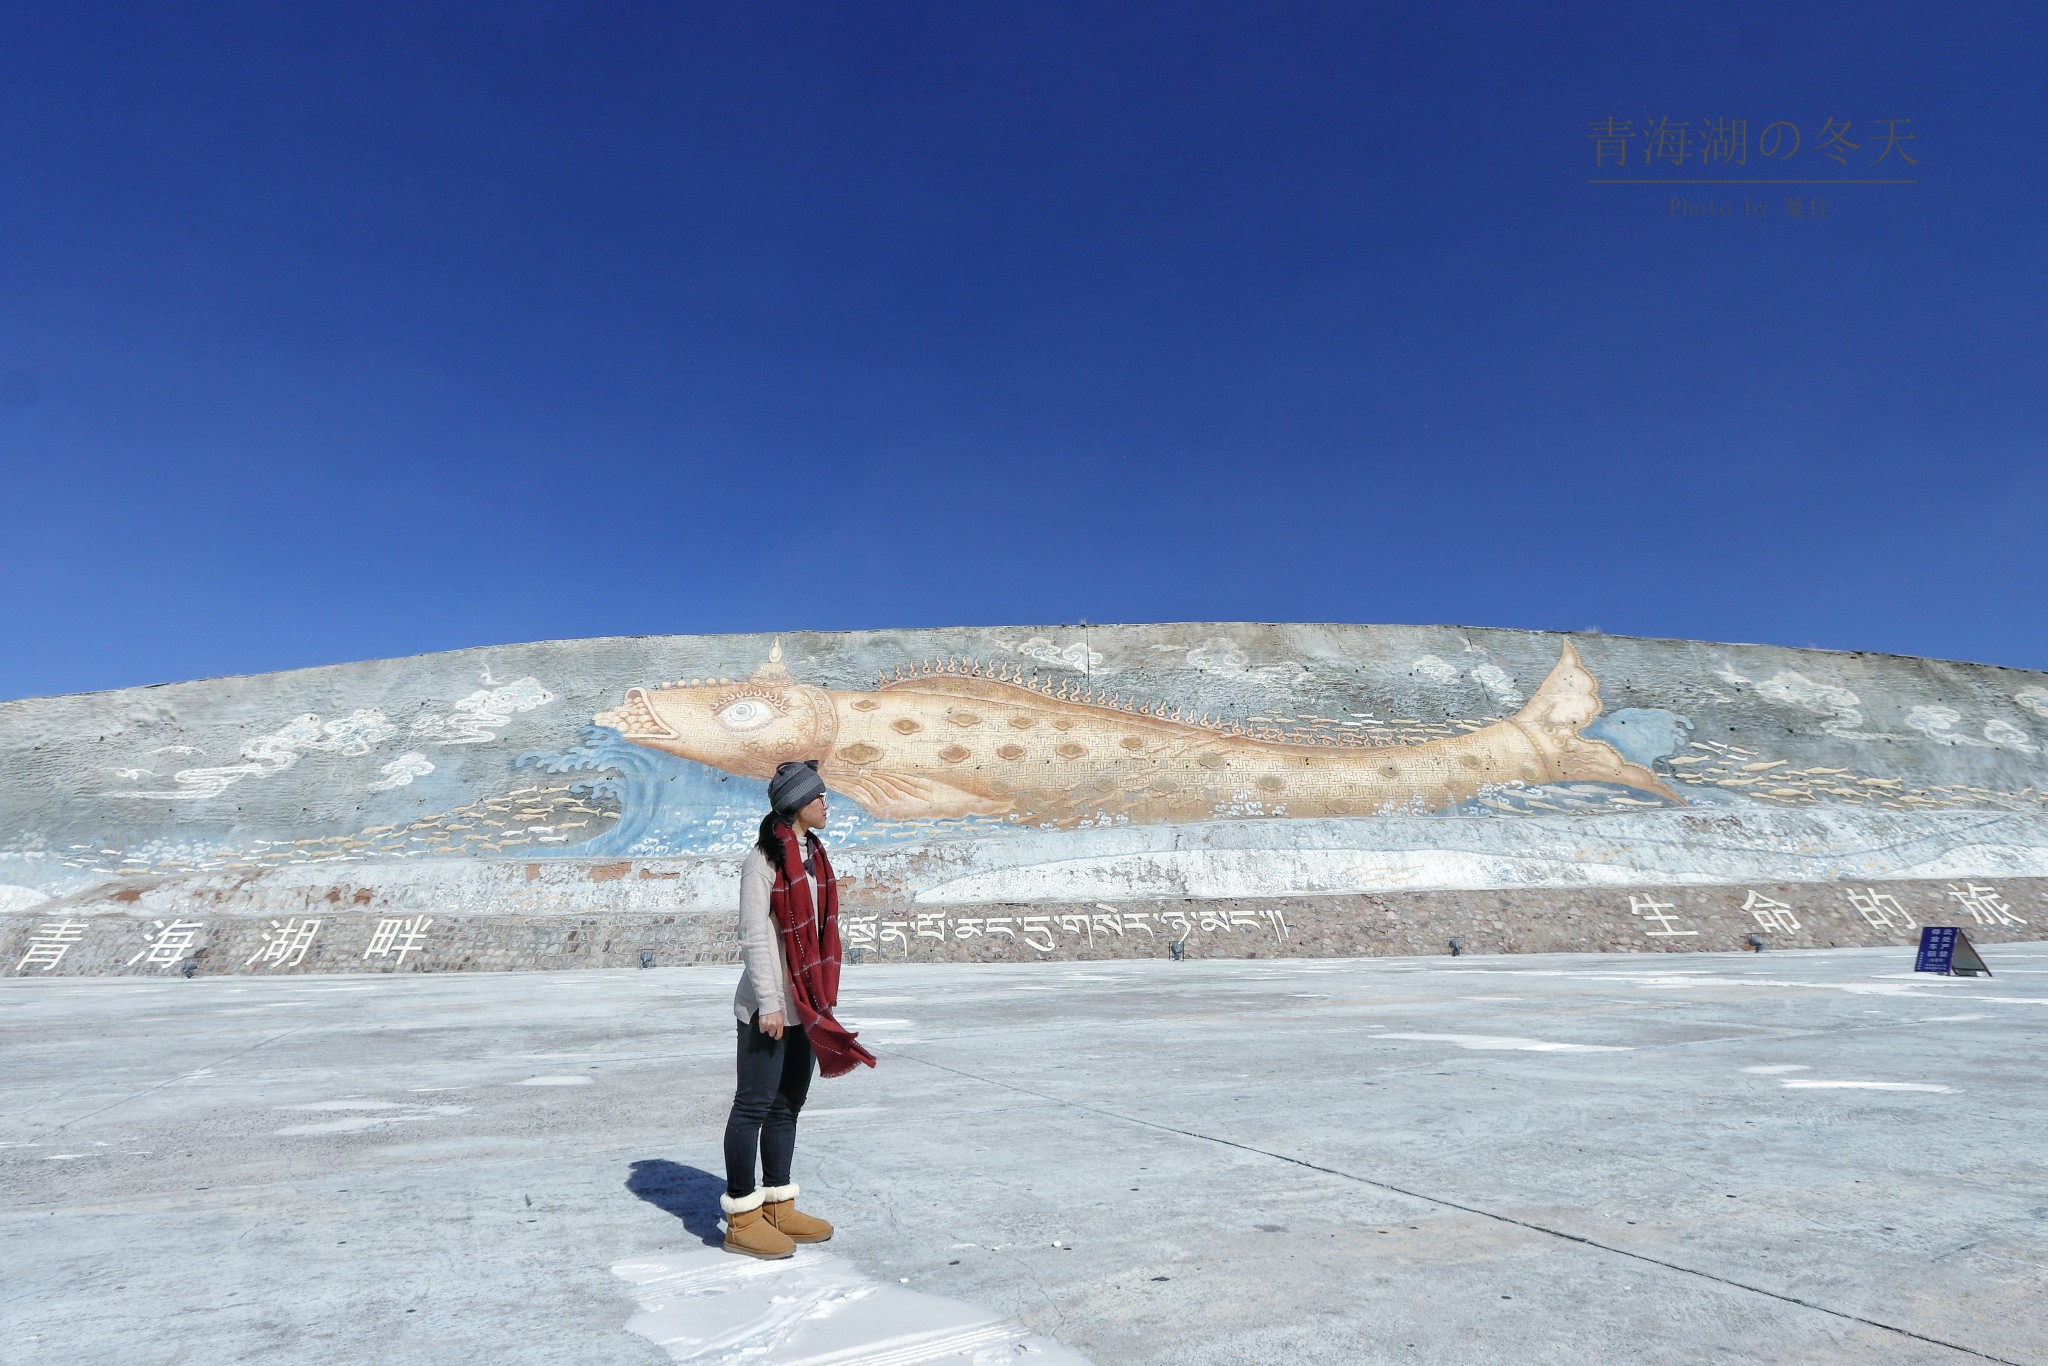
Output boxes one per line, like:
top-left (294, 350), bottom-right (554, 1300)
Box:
top-left (1516, 641), bottom-right (1603, 732)
top-left (827, 766), bottom-right (1013, 821)
top-left (876, 674), bottom-right (1046, 702)
top-left (1512, 642), bottom-right (1682, 803)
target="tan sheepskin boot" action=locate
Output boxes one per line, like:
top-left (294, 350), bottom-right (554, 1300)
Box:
top-left (760, 1183), bottom-right (833, 1243)
top-left (721, 1189), bottom-right (795, 1259)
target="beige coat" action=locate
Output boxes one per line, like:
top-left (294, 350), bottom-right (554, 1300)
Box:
top-left (731, 845), bottom-right (818, 1025)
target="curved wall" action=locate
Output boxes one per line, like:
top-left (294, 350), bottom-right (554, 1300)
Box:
top-left (4, 623), bottom-right (2045, 970)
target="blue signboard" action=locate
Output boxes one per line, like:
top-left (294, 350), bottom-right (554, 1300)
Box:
top-left (1915, 926), bottom-right (1991, 976)
top-left (1916, 927), bottom-right (1957, 973)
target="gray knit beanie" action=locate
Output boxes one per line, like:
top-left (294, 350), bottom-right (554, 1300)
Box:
top-left (768, 759), bottom-right (827, 815)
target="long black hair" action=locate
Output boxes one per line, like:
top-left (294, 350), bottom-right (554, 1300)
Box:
top-left (756, 811), bottom-right (795, 861)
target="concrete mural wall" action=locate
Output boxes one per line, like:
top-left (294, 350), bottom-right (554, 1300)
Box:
top-left (4, 623), bottom-right (2046, 972)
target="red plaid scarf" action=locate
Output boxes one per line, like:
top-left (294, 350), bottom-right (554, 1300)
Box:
top-left (769, 823), bottom-right (875, 1078)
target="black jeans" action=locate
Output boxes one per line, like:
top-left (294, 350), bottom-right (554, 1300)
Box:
top-left (722, 1014), bottom-right (814, 1199)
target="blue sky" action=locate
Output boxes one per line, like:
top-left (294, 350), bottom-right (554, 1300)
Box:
top-left (2, 3), bottom-right (2043, 700)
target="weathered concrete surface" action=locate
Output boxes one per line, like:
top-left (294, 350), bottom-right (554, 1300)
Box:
top-left (4, 945), bottom-right (2045, 1363)
top-left (6, 623), bottom-right (2048, 974)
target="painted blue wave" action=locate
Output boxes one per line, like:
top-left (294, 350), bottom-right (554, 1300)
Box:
top-left (514, 726), bottom-right (678, 855)
top-left (513, 726), bottom-right (904, 857)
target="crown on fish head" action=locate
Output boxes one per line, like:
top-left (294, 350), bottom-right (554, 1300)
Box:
top-left (749, 640), bottom-right (792, 685)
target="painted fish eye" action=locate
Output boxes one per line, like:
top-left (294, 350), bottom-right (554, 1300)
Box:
top-left (716, 699), bottom-right (778, 733)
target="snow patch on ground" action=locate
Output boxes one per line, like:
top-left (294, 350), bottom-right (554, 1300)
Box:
top-left (517, 1075), bottom-right (593, 1086)
top-left (0, 884), bottom-right (50, 914)
top-left (1443, 967), bottom-right (1965, 1000)
top-left (1370, 1031), bottom-right (1630, 1053)
top-left (1781, 1080), bottom-right (1956, 1093)
top-left (273, 1100), bottom-right (471, 1135)
top-left (612, 1244), bottom-right (1093, 1364)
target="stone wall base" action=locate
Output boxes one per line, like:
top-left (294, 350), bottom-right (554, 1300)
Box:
top-left (6, 877), bottom-right (2041, 977)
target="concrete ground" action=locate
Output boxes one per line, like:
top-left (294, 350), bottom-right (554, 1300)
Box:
top-left (3, 945), bottom-right (2044, 1365)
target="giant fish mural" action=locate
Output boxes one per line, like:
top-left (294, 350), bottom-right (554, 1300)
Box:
top-left (593, 640), bottom-right (1680, 826)
top-left (7, 624), bottom-right (2048, 914)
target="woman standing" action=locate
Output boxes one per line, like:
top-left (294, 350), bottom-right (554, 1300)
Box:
top-left (720, 759), bottom-right (876, 1259)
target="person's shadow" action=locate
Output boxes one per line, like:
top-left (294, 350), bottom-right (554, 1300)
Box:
top-left (626, 1160), bottom-right (726, 1248)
